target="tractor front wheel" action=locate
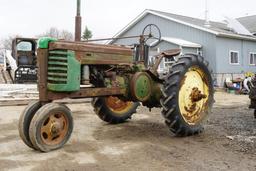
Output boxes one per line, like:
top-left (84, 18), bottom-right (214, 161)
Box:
top-left (18, 101), bottom-right (41, 150)
top-left (92, 96), bottom-right (139, 124)
top-left (29, 103), bottom-right (73, 152)
top-left (161, 54), bottom-right (214, 136)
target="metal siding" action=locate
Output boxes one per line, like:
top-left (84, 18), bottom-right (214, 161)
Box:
top-left (153, 41), bottom-right (198, 54)
top-left (182, 47), bottom-right (198, 54)
top-left (216, 37), bottom-right (256, 73)
top-left (154, 41), bottom-right (180, 51)
top-left (112, 13), bottom-right (217, 72)
top-left (151, 41), bottom-right (179, 72)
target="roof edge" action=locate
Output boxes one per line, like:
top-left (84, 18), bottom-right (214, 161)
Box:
top-left (148, 10), bottom-right (219, 35)
top-left (108, 9), bottom-right (219, 44)
top-left (107, 10), bottom-right (149, 44)
top-left (218, 33), bottom-right (256, 41)
top-left (150, 37), bottom-right (202, 48)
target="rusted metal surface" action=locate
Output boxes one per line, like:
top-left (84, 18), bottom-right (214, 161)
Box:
top-left (83, 35), bottom-right (146, 43)
top-left (47, 87), bottom-right (125, 100)
top-left (37, 39), bottom-right (134, 102)
top-left (75, 0), bottom-right (81, 41)
top-left (190, 87), bottom-right (207, 103)
top-left (139, 35), bottom-right (146, 62)
top-left (76, 51), bottom-right (132, 65)
top-left (49, 41), bottom-right (133, 64)
top-left (161, 49), bottom-right (181, 57)
top-left (105, 72), bottom-right (118, 87)
top-left (41, 111), bottom-right (69, 146)
top-left (49, 41), bottom-right (132, 55)
top-left (150, 49), bottom-right (181, 76)
top-left (37, 49), bottom-right (49, 103)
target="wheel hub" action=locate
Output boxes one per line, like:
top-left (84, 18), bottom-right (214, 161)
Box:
top-left (50, 122), bottom-right (61, 137)
top-left (178, 66), bottom-right (209, 125)
top-left (190, 87), bottom-right (207, 102)
top-left (130, 72), bottom-right (152, 102)
top-left (41, 112), bottom-right (68, 145)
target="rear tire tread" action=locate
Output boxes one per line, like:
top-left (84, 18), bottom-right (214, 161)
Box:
top-left (161, 54), bottom-right (214, 137)
top-left (92, 97), bottom-right (139, 124)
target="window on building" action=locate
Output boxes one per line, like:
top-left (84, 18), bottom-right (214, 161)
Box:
top-left (197, 49), bottom-right (203, 56)
top-left (229, 51), bottom-right (239, 64)
top-left (249, 53), bottom-right (256, 65)
top-left (164, 57), bottom-right (175, 66)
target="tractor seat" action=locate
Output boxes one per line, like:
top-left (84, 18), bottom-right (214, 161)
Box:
top-left (161, 49), bottom-right (181, 58)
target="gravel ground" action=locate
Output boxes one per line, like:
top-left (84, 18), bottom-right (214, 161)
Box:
top-left (0, 92), bottom-right (255, 171)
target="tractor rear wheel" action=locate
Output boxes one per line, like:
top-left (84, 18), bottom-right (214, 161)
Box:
top-left (92, 96), bottom-right (139, 124)
top-left (161, 54), bottom-right (214, 136)
top-left (29, 103), bottom-right (73, 152)
top-left (18, 101), bottom-right (41, 150)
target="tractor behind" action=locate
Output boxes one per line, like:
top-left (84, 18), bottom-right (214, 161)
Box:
top-left (11, 38), bottom-right (38, 83)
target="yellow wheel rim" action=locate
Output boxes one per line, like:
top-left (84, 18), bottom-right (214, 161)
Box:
top-left (105, 96), bottom-right (134, 115)
top-left (178, 66), bottom-right (210, 125)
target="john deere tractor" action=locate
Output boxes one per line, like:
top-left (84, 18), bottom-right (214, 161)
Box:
top-left (18, 25), bottom-right (214, 152)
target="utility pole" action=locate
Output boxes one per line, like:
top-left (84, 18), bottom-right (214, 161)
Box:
top-left (204, 0), bottom-right (210, 27)
top-left (75, 0), bottom-right (82, 41)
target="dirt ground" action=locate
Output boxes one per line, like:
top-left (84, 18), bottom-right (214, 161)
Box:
top-left (0, 92), bottom-right (255, 171)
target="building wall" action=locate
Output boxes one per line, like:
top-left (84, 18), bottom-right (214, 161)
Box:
top-left (110, 13), bottom-right (256, 87)
top-left (153, 41), bottom-right (180, 51)
top-left (182, 47), bottom-right (198, 54)
top-left (149, 41), bottom-right (198, 72)
top-left (216, 37), bottom-right (256, 73)
top-left (215, 37), bottom-right (256, 87)
top-left (112, 13), bottom-right (217, 72)
top-left (149, 41), bottom-right (180, 72)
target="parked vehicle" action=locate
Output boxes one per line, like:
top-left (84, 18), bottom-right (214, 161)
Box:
top-left (18, 25), bottom-right (214, 152)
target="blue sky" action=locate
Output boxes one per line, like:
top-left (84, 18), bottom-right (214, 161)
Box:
top-left (0, 0), bottom-right (255, 40)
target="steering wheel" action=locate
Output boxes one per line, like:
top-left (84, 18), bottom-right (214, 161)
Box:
top-left (142, 24), bottom-right (161, 46)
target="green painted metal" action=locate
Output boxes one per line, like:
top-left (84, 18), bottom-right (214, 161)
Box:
top-left (47, 50), bottom-right (81, 92)
top-left (48, 61), bottom-right (68, 66)
top-left (48, 67), bottom-right (68, 71)
top-left (48, 72), bottom-right (68, 77)
top-left (132, 64), bottom-right (145, 72)
top-left (135, 74), bottom-right (151, 100)
top-left (48, 77), bottom-right (67, 81)
top-left (149, 82), bottom-right (162, 105)
top-left (38, 37), bottom-right (57, 49)
top-left (48, 56), bottom-right (68, 60)
top-left (80, 53), bottom-right (133, 65)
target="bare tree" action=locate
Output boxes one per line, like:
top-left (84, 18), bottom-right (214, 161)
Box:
top-left (37, 27), bottom-right (74, 41)
top-left (0, 28), bottom-right (73, 50)
top-left (60, 30), bottom-right (74, 41)
top-left (0, 35), bottom-right (20, 50)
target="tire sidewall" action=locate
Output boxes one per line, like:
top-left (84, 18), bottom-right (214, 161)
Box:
top-left (30, 103), bottom-right (73, 152)
top-left (18, 101), bottom-right (41, 149)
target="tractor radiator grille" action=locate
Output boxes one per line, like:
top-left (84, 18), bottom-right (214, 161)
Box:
top-left (47, 50), bottom-right (68, 84)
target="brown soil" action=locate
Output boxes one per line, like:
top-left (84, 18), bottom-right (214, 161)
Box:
top-left (0, 92), bottom-right (255, 171)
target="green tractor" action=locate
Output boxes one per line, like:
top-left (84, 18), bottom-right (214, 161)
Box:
top-left (18, 25), bottom-right (214, 152)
